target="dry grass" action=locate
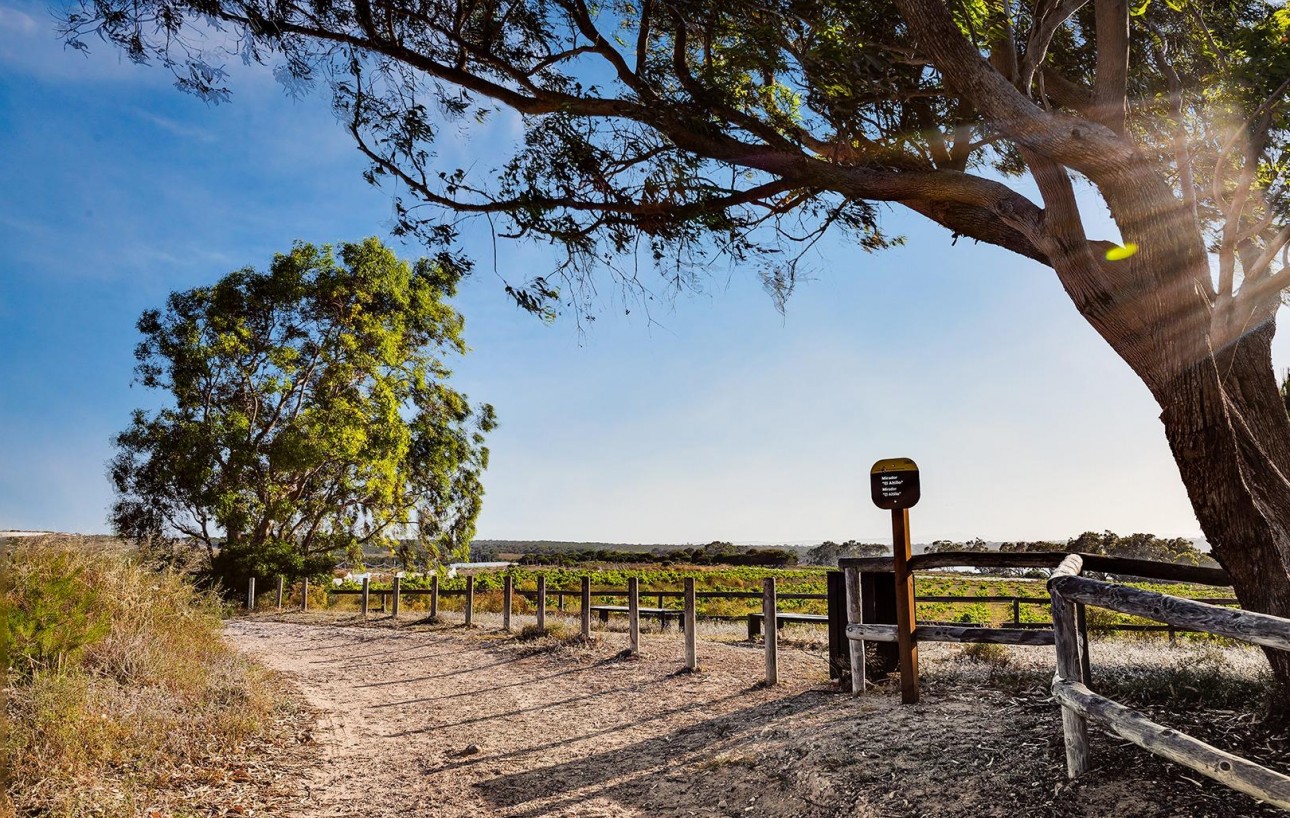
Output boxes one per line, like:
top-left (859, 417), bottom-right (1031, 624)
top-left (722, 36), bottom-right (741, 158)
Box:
top-left (1, 536), bottom-right (294, 817)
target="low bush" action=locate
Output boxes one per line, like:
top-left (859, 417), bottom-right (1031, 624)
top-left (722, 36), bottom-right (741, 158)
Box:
top-left (517, 623), bottom-right (570, 641)
top-left (1, 537), bottom-right (285, 817)
top-left (958, 641), bottom-right (1011, 668)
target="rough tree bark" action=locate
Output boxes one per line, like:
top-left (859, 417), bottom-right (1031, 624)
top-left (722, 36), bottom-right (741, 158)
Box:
top-left (1159, 323), bottom-right (1290, 685)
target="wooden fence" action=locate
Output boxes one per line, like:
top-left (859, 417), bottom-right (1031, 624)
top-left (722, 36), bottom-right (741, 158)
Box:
top-left (1046, 553), bottom-right (1290, 809)
top-left (244, 564), bottom-right (1241, 693)
top-left (840, 551), bottom-right (1289, 809)
top-left (840, 551), bottom-right (1238, 702)
top-left (248, 575), bottom-right (1234, 636)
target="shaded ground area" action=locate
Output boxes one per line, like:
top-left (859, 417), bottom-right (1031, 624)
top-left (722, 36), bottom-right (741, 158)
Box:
top-left (224, 618), bottom-right (1284, 817)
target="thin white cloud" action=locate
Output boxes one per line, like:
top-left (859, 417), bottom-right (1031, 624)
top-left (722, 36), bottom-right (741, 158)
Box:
top-left (128, 107), bottom-right (217, 142)
top-left (0, 5), bottom-right (37, 35)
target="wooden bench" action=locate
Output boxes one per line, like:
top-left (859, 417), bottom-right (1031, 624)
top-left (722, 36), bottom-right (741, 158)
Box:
top-left (589, 605), bottom-right (685, 629)
top-left (746, 612), bottom-right (828, 639)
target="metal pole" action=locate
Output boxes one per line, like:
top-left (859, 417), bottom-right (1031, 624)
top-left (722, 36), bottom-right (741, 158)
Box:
top-left (275, 576), bottom-right (284, 610)
top-left (392, 576), bottom-right (401, 618)
top-left (361, 576), bottom-right (370, 618)
top-left (246, 576), bottom-right (255, 612)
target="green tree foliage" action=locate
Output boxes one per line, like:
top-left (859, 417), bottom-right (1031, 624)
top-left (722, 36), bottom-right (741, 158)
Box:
top-left (109, 239), bottom-right (496, 589)
top-left (925, 538), bottom-right (992, 554)
top-left (1065, 530), bottom-right (1217, 567)
top-left (805, 540), bottom-right (890, 566)
top-left (990, 530), bottom-right (1217, 566)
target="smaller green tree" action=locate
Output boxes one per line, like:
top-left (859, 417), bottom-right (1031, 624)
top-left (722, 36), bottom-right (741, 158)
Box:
top-left (109, 238), bottom-right (495, 590)
top-left (805, 540), bottom-right (889, 566)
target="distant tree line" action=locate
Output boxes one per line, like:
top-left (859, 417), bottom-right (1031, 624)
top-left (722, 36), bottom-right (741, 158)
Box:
top-left (807, 532), bottom-right (1216, 570)
top-left (480, 531), bottom-right (1215, 572)
top-left (471, 540), bottom-right (679, 561)
top-left (513, 541), bottom-right (799, 567)
top-left (925, 531), bottom-right (1218, 569)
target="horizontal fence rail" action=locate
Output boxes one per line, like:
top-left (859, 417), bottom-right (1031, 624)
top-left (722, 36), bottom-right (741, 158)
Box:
top-left (840, 552), bottom-right (1231, 586)
top-left (314, 585), bottom-right (1237, 636)
top-left (847, 622), bottom-right (1057, 646)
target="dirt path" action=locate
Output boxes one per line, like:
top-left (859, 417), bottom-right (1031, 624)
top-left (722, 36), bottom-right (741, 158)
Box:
top-left (225, 619), bottom-right (1281, 818)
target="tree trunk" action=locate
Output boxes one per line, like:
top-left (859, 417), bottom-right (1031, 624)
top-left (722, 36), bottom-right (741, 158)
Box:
top-left (1156, 321), bottom-right (1290, 689)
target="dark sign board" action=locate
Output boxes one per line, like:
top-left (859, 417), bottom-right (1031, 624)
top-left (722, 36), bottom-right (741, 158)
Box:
top-left (870, 458), bottom-right (920, 510)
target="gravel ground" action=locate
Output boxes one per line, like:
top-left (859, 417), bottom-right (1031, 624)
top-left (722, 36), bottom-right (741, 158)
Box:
top-left (220, 614), bottom-right (1287, 817)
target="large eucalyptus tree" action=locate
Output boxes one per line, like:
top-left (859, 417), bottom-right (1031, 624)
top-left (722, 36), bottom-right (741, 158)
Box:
top-left (64, 0), bottom-right (1290, 680)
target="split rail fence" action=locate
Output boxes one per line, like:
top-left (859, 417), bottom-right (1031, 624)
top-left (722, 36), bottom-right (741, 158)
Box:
top-left (1046, 553), bottom-right (1290, 809)
top-left (840, 551), bottom-right (1290, 809)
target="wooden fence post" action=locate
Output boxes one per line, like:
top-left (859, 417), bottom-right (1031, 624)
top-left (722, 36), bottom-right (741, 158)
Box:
top-left (684, 577), bottom-right (697, 670)
top-left (627, 576), bottom-right (640, 654)
top-left (763, 577), bottom-right (778, 686)
top-left (360, 576), bottom-right (370, 618)
top-left (465, 575), bottom-right (475, 626)
top-left (891, 507), bottom-right (919, 704)
top-left (536, 575), bottom-right (547, 632)
top-left (1052, 585), bottom-right (1091, 776)
top-left (246, 577), bottom-right (255, 612)
top-left (301, 578), bottom-right (309, 611)
top-left (1013, 597), bottom-right (1021, 625)
top-left (430, 574), bottom-right (439, 619)
top-left (503, 575), bottom-right (513, 632)
top-left (1075, 602), bottom-right (1092, 684)
top-left (581, 576), bottom-right (592, 640)
top-left (275, 576), bottom-right (284, 611)
top-left (845, 566), bottom-right (865, 695)
top-left (392, 576), bottom-right (401, 619)
top-left (1050, 555), bottom-right (1090, 778)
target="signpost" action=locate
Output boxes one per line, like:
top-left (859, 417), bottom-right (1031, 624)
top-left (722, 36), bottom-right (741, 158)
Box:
top-left (871, 457), bottom-right (920, 704)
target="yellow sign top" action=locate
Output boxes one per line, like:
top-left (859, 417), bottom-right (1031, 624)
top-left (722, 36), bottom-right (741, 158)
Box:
top-left (870, 457), bottom-right (919, 474)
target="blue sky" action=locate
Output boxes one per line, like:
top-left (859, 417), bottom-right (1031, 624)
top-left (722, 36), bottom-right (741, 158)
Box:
top-left (3, 1), bottom-right (1283, 544)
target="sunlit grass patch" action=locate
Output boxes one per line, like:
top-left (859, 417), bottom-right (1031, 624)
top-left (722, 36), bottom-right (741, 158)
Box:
top-left (1, 537), bottom-right (291, 817)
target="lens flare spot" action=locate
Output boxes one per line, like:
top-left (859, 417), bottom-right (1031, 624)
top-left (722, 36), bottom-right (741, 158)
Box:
top-left (1105, 242), bottom-right (1139, 261)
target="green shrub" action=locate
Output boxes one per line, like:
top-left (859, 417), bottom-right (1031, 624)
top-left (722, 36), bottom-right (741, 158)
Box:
top-left (1, 550), bottom-right (111, 680)
top-left (1, 536), bottom-right (283, 817)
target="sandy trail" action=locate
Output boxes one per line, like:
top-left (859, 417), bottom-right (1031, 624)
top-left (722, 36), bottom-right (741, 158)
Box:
top-left (227, 619), bottom-right (841, 818)
top-left (225, 618), bottom-right (1282, 818)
